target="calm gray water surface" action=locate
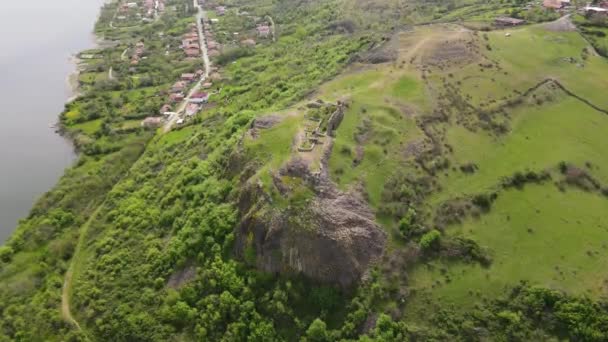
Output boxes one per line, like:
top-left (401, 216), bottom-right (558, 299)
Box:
top-left (0, 0), bottom-right (105, 242)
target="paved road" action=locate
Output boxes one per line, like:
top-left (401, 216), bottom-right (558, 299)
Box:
top-left (163, 0), bottom-right (211, 132)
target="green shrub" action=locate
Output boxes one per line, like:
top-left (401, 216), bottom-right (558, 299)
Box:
top-left (420, 230), bottom-right (441, 250)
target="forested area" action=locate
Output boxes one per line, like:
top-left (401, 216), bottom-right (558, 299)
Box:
top-left (2, 0), bottom-right (608, 340)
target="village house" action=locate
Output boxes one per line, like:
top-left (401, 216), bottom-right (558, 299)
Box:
top-left (257, 24), bottom-right (271, 38)
top-left (181, 73), bottom-right (197, 82)
top-left (202, 82), bottom-right (213, 89)
top-left (186, 103), bottom-right (200, 116)
top-left (170, 93), bottom-right (185, 103)
top-left (585, 5), bottom-right (608, 15)
top-left (216, 6), bottom-right (226, 15)
top-left (494, 17), bottom-right (526, 26)
top-left (186, 43), bottom-right (200, 50)
top-left (196, 69), bottom-right (204, 78)
top-left (141, 116), bottom-right (163, 128)
top-left (184, 32), bottom-right (199, 40)
top-left (543, 0), bottom-right (568, 10)
top-left (159, 104), bottom-right (172, 115)
top-left (171, 81), bottom-right (187, 93)
top-left (189, 92), bottom-right (209, 104)
top-left (207, 41), bottom-right (219, 50)
top-left (185, 48), bottom-right (200, 57)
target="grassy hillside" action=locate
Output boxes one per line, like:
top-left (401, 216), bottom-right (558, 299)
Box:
top-left (2, 0), bottom-right (608, 341)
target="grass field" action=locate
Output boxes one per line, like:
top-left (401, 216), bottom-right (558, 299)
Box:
top-left (407, 183), bottom-right (608, 318)
top-left (71, 119), bottom-right (102, 136)
top-left (449, 26), bottom-right (608, 110)
top-left (432, 93), bottom-right (608, 204)
top-left (387, 23), bottom-right (608, 317)
top-left (318, 65), bottom-right (428, 207)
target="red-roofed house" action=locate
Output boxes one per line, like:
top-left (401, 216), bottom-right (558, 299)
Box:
top-left (257, 25), bottom-right (271, 38)
top-left (543, 0), bottom-right (564, 9)
top-left (170, 93), bottom-right (185, 103)
top-left (181, 73), bottom-right (196, 82)
top-left (185, 48), bottom-right (200, 57)
top-left (159, 104), bottom-right (172, 114)
top-left (186, 103), bottom-right (200, 116)
top-left (141, 116), bottom-right (163, 128)
top-left (189, 92), bottom-right (209, 104)
top-left (172, 81), bottom-right (187, 92)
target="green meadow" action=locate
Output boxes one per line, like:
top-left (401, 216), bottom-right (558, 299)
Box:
top-left (408, 183), bottom-right (608, 316)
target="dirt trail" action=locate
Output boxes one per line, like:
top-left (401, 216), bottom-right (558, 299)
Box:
top-left (61, 203), bottom-right (105, 338)
top-left (61, 269), bottom-right (82, 331)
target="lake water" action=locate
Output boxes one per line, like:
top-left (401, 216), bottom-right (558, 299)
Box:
top-left (0, 0), bottom-right (105, 242)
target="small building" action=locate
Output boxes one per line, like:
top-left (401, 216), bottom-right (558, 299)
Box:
top-left (257, 25), bottom-right (271, 38)
top-left (141, 116), bottom-right (163, 128)
top-left (210, 18), bottom-right (219, 23)
top-left (208, 49), bottom-right (220, 57)
top-left (543, 0), bottom-right (564, 10)
top-left (584, 6), bottom-right (608, 15)
top-left (170, 93), bottom-right (185, 103)
top-left (159, 104), bottom-right (172, 114)
top-left (185, 48), bottom-right (200, 57)
top-left (207, 41), bottom-right (218, 50)
top-left (181, 73), bottom-right (196, 82)
top-left (171, 81), bottom-right (187, 92)
top-left (202, 82), bottom-right (213, 89)
top-left (216, 6), bottom-right (226, 15)
top-left (196, 69), bottom-right (204, 77)
top-left (190, 92), bottom-right (209, 103)
top-left (494, 17), bottom-right (525, 26)
top-left (186, 103), bottom-right (200, 116)
top-left (186, 43), bottom-right (200, 50)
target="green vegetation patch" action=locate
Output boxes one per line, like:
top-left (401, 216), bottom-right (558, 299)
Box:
top-left (435, 94), bottom-right (608, 203)
top-left (409, 184), bottom-right (608, 315)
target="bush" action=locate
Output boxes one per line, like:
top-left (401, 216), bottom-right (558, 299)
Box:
top-left (398, 207), bottom-right (417, 238)
top-left (0, 246), bottom-right (14, 263)
top-left (420, 230), bottom-right (441, 250)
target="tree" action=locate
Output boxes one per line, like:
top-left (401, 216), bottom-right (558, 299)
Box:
top-left (0, 246), bottom-right (14, 263)
top-left (420, 230), bottom-right (441, 250)
top-left (304, 318), bottom-right (330, 342)
top-left (398, 207), bottom-right (417, 237)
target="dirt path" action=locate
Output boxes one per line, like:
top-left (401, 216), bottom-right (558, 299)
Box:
top-left (61, 204), bottom-right (105, 338)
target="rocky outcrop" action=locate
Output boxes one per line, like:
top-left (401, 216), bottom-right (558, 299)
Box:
top-left (235, 157), bottom-right (386, 288)
top-left (326, 101), bottom-right (346, 137)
